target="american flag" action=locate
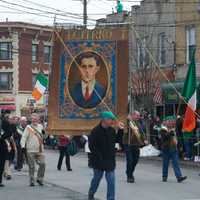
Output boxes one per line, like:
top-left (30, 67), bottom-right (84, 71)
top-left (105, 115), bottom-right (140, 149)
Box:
top-left (153, 86), bottom-right (162, 104)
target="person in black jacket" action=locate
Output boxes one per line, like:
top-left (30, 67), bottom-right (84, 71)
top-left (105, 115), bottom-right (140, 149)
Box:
top-left (1, 114), bottom-right (16, 180)
top-left (88, 111), bottom-right (124, 200)
top-left (0, 111), bottom-right (11, 187)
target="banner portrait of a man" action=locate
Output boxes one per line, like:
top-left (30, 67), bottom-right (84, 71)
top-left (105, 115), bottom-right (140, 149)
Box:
top-left (68, 51), bottom-right (108, 109)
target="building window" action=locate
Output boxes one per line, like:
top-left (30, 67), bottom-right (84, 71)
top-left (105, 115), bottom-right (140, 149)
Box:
top-left (137, 38), bottom-right (149, 68)
top-left (32, 74), bottom-right (37, 88)
top-left (159, 33), bottom-right (166, 65)
top-left (44, 46), bottom-right (52, 63)
top-left (0, 42), bottom-right (12, 60)
top-left (32, 44), bottom-right (38, 62)
top-left (137, 40), bottom-right (143, 68)
top-left (0, 72), bottom-right (12, 90)
top-left (186, 26), bottom-right (196, 63)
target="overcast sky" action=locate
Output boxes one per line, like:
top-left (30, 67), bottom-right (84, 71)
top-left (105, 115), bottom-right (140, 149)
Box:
top-left (0, 0), bottom-right (140, 26)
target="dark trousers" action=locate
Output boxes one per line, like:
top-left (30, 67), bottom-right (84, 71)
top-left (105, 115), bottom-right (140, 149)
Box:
top-left (0, 158), bottom-right (6, 183)
top-left (183, 138), bottom-right (193, 159)
top-left (15, 145), bottom-right (23, 170)
top-left (88, 153), bottom-right (92, 168)
top-left (162, 149), bottom-right (182, 179)
top-left (57, 146), bottom-right (71, 170)
top-left (124, 145), bottom-right (140, 178)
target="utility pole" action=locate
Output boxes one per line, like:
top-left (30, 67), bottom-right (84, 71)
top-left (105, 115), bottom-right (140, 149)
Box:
top-left (73, 0), bottom-right (88, 28)
top-left (83, 0), bottom-right (87, 28)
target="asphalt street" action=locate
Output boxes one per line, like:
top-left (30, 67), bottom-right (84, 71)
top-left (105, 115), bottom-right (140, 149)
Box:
top-left (0, 150), bottom-right (200, 200)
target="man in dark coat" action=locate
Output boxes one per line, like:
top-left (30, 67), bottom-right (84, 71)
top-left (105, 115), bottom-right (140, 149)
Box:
top-left (1, 114), bottom-right (16, 180)
top-left (88, 111), bottom-right (124, 200)
top-left (123, 111), bottom-right (147, 183)
top-left (0, 111), bottom-right (11, 187)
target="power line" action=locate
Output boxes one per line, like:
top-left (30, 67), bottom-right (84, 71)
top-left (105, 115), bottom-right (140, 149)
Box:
top-left (0, 0), bottom-right (97, 22)
top-left (107, 0), bottom-right (200, 4)
top-left (0, 4), bottom-right (89, 25)
top-left (19, 0), bottom-right (83, 17)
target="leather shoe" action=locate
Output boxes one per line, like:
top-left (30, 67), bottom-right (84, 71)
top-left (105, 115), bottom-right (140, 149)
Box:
top-left (37, 180), bottom-right (44, 186)
top-left (162, 177), bottom-right (167, 182)
top-left (88, 193), bottom-right (94, 200)
top-left (177, 176), bottom-right (187, 183)
top-left (127, 177), bottom-right (135, 183)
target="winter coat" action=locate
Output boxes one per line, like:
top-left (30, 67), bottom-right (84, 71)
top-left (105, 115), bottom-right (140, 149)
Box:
top-left (1, 120), bottom-right (16, 160)
top-left (0, 138), bottom-right (8, 160)
top-left (89, 123), bottom-right (121, 171)
top-left (160, 130), bottom-right (177, 150)
top-left (58, 135), bottom-right (70, 147)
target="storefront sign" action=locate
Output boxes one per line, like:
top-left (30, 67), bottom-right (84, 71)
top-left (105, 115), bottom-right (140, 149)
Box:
top-left (164, 91), bottom-right (179, 103)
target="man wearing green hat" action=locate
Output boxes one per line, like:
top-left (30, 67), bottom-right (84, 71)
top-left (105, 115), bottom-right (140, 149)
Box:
top-left (88, 111), bottom-right (124, 200)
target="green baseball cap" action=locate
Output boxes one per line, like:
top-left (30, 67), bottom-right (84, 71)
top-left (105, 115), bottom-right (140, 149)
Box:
top-left (100, 111), bottom-right (117, 120)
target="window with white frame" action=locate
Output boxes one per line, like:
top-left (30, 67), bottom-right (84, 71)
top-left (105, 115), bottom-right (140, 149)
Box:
top-left (32, 74), bottom-right (37, 88)
top-left (0, 72), bottom-right (12, 90)
top-left (0, 42), bottom-right (12, 60)
top-left (186, 26), bottom-right (196, 63)
top-left (159, 33), bottom-right (166, 65)
top-left (137, 39), bottom-right (143, 68)
top-left (44, 46), bottom-right (52, 63)
top-left (32, 44), bottom-right (38, 62)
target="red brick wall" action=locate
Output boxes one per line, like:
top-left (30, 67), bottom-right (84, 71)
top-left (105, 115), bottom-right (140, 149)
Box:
top-left (18, 33), bottom-right (33, 91)
top-left (18, 33), bottom-right (51, 91)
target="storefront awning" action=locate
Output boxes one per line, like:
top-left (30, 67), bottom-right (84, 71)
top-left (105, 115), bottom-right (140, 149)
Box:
top-left (0, 104), bottom-right (16, 111)
top-left (161, 80), bottom-right (200, 104)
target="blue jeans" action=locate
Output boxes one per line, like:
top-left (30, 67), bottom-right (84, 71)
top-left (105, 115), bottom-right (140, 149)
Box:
top-left (162, 149), bottom-right (182, 179)
top-left (183, 139), bottom-right (193, 159)
top-left (89, 169), bottom-right (115, 200)
top-left (124, 145), bottom-right (140, 178)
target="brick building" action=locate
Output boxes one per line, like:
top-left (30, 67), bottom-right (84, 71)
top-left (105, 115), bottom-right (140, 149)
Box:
top-left (0, 22), bottom-right (52, 117)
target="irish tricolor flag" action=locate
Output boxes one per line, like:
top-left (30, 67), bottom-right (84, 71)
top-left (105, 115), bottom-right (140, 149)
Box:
top-left (32, 73), bottom-right (48, 101)
top-left (182, 50), bottom-right (196, 132)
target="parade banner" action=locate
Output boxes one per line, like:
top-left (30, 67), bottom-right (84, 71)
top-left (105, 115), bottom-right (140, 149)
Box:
top-left (47, 27), bottom-right (129, 135)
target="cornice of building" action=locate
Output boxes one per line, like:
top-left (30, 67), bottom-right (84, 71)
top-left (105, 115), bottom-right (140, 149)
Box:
top-left (0, 21), bottom-right (53, 32)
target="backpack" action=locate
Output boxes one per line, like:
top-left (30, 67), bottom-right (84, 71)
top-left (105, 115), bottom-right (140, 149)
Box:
top-left (67, 140), bottom-right (78, 156)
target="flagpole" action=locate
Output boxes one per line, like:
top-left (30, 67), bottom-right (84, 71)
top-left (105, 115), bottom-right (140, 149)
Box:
top-left (176, 97), bottom-right (182, 117)
top-left (45, 15), bottom-right (56, 122)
